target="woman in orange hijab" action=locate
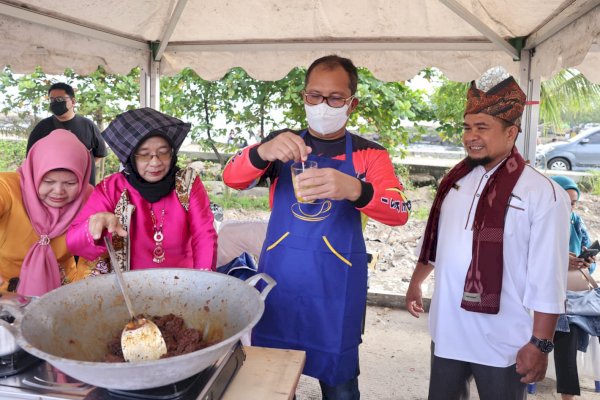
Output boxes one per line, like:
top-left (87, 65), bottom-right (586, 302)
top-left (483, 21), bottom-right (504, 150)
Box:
top-left (0, 129), bottom-right (92, 296)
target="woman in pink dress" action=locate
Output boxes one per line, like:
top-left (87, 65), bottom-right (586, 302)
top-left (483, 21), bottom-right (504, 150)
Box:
top-left (67, 108), bottom-right (217, 273)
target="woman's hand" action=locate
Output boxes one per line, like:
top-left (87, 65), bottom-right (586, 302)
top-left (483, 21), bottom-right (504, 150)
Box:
top-left (88, 212), bottom-right (127, 241)
top-left (568, 252), bottom-right (591, 270)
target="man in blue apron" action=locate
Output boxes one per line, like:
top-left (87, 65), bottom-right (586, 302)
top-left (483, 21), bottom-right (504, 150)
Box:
top-left (223, 55), bottom-right (411, 399)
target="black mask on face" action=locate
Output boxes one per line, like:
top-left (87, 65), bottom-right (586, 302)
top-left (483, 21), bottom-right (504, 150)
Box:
top-left (50, 101), bottom-right (69, 116)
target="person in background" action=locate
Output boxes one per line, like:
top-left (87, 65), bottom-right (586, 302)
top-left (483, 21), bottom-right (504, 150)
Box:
top-left (223, 55), bottom-right (410, 399)
top-left (552, 175), bottom-right (597, 400)
top-left (405, 68), bottom-right (571, 400)
top-left (27, 82), bottom-right (107, 185)
top-left (67, 107), bottom-right (217, 273)
top-left (0, 130), bottom-right (92, 296)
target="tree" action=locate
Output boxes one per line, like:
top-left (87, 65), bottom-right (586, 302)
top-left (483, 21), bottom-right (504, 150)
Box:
top-left (276, 67), bottom-right (433, 154)
top-left (160, 68), bottom-right (233, 166)
top-left (65, 66), bottom-right (140, 130)
top-left (0, 66), bottom-right (140, 133)
top-left (221, 67), bottom-right (305, 141)
top-left (353, 68), bottom-right (431, 153)
top-left (540, 69), bottom-right (600, 133)
top-left (429, 68), bottom-right (600, 142)
top-left (428, 77), bottom-right (468, 144)
top-left (0, 66), bottom-right (52, 132)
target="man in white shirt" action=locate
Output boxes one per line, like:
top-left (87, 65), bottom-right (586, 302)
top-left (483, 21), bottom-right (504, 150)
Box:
top-left (406, 69), bottom-right (571, 400)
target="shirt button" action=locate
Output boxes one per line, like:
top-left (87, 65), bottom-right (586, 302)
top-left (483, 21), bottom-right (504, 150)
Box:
top-left (476, 194), bottom-right (480, 197)
top-left (484, 175), bottom-right (489, 178)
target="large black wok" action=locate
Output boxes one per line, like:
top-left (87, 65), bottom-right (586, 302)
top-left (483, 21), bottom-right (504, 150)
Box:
top-left (0, 269), bottom-right (275, 390)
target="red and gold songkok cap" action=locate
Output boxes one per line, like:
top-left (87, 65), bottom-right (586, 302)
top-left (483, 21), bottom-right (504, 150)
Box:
top-left (465, 67), bottom-right (526, 129)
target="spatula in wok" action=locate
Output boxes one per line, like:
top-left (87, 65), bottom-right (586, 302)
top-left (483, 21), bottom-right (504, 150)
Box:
top-left (104, 236), bottom-right (167, 362)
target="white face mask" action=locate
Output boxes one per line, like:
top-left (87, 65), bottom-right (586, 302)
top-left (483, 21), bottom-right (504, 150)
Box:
top-left (304, 102), bottom-right (350, 136)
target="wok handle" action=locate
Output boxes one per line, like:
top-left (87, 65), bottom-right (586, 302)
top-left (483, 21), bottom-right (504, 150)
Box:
top-left (244, 273), bottom-right (277, 301)
top-left (0, 304), bottom-right (24, 336)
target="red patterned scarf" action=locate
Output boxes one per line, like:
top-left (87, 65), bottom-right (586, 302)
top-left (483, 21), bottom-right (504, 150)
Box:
top-left (418, 147), bottom-right (526, 314)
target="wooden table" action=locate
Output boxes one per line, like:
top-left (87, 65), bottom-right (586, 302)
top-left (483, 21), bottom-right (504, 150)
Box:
top-left (222, 346), bottom-right (306, 400)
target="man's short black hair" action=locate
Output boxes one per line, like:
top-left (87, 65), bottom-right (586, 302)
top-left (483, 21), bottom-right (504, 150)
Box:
top-left (48, 82), bottom-right (75, 97)
top-left (305, 55), bottom-right (358, 95)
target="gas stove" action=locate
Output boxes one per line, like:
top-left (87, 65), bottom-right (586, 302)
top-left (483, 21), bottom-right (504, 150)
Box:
top-left (0, 342), bottom-right (245, 400)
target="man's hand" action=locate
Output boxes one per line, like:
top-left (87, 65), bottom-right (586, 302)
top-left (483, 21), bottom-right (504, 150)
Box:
top-left (405, 281), bottom-right (425, 318)
top-left (515, 342), bottom-right (548, 383)
top-left (569, 252), bottom-right (591, 270)
top-left (256, 131), bottom-right (312, 163)
top-left (405, 262), bottom-right (434, 318)
top-left (88, 212), bottom-right (127, 241)
top-left (294, 167), bottom-right (362, 202)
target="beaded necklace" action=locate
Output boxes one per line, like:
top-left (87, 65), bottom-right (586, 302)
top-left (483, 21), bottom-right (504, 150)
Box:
top-left (149, 205), bottom-right (166, 263)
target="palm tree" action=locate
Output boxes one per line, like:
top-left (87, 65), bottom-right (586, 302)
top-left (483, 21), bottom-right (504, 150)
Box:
top-left (540, 69), bottom-right (600, 134)
top-left (428, 68), bottom-right (600, 142)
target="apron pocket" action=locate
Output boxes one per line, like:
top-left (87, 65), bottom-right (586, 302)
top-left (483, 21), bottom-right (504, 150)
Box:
top-left (266, 232), bottom-right (290, 251)
top-left (322, 236), bottom-right (352, 267)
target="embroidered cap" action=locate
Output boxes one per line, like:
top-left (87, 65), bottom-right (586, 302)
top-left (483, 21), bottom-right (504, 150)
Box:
top-left (102, 107), bottom-right (191, 164)
top-left (465, 68), bottom-right (526, 129)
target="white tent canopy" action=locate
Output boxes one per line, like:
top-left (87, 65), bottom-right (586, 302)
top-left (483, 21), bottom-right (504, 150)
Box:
top-left (1, 0), bottom-right (599, 81)
top-left (1, 0), bottom-right (599, 159)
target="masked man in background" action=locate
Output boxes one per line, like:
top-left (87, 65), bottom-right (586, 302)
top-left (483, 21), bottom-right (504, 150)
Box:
top-left (223, 55), bottom-right (411, 399)
top-left (27, 82), bottom-right (107, 185)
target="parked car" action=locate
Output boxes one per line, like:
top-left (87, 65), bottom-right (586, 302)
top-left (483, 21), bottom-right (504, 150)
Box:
top-left (535, 127), bottom-right (600, 171)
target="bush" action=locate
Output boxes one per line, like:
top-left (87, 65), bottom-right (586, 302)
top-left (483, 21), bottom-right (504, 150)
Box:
top-left (0, 140), bottom-right (26, 171)
top-left (210, 193), bottom-right (270, 211)
top-left (578, 171), bottom-right (600, 195)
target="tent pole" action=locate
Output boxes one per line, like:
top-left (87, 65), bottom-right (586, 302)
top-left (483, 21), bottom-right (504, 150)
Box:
top-left (140, 67), bottom-right (150, 108)
top-left (517, 49), bottom-right (541, 163)
top-left (139, 59), bottom-right (160, 110)
top-left (149, 60), bottom-right (161, 111)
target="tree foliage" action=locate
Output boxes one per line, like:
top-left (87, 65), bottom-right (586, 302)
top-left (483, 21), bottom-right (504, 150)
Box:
top-left (0, 66), bottom-right (51, 132)
top-left (540, 69), bottom-right (600, 131)
top-left (65, 66), bottom-right (140, 130)
top-left (1, 65), bottom-right (440, 159)
top-left (428, 68), bottom-right (600, 141)
top-left (221, 67), bottom-right (306, 141)
top-left (0, 66), bottom-right (140, 133)
top-left (160, 68), bottom-right (235, 166)
top-left (428, 76), bottom-right (468, 144)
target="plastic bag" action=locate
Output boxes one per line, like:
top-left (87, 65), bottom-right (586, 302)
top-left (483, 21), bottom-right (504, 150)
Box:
top-left (216, 252), bottom-right (258, 281)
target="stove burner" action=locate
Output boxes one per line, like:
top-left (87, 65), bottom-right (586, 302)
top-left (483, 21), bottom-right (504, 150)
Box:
top-left (0, 342), bottom-right (245, 400)
top-left (0, 350), bottom-right (41, 378)
top-left (83, 342), bottom-right (245, 400)
top-left (105, 367), bottom-right (215, 400)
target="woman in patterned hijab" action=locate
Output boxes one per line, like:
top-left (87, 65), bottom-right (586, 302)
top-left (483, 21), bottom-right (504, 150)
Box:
top-left (66, 108), bottom-right (217, 272)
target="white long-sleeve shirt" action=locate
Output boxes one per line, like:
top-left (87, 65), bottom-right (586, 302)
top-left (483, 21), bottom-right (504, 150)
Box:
top-left (428, 164), bottom-right (571, 367)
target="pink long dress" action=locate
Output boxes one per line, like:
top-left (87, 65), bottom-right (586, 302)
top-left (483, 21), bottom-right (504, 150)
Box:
top-left (67, 172), bottom-right (217, 271)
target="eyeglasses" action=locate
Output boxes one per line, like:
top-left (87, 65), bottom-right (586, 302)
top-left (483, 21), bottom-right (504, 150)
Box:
top-left (301, 90), bottom-right (354, 108)
top-left (134, 149), bottom-right (173, 163)
top-left (49, 96), bottom-right (71, 103)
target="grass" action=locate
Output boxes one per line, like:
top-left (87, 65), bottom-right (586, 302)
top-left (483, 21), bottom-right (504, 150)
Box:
top-left (410, 206), bottom-right (431, 221)
top-left (579, 171), bottom-right (600, 195)
top-left (210, 193), bottom-right (270, 211)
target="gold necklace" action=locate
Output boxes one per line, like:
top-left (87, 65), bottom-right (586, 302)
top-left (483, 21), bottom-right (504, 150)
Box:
top-left (149, 206), bottom-right (166, 263)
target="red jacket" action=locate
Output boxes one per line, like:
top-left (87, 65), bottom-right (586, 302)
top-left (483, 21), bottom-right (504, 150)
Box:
top-left (223, 129), bottom-right (410, 226)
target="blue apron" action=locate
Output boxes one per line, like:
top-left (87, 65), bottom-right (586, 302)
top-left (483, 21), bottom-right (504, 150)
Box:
top-left (252, 130), bottom-right (368, 386)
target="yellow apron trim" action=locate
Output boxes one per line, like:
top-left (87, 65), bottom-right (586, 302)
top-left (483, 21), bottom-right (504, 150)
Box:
top-left (322, 236), bottom-right (352, 267)
top-left (266, 232), bottom-right (290, 251)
